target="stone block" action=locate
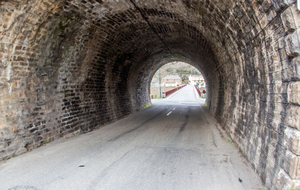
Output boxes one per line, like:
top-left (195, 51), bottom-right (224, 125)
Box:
top-left (272, 71), bottom-right (282, 81)
top-left (266, 145), bottom-right (277, 167)
top-left (15, 148), bottom-right (27, 155)
top-left (281, 6), bottom-right (297, 33)
top-left (282, 66), bottom-right (294, 82)
top-left (288, 4), bottom-right (300, 29)
top-left (284, 127), bottom-right (300, 155)
top-left (282, 149), bottom-right (300, 179)
top-left (279, 48), bottom-right (288, 61)
top-left (272, 0), bottom-right (289, 12)
top-left (292, 56), bottom-right (300, 80)
top-left (288, 82), bottom-right (300, 105)
top-left (285, 29), bottom-right (300, 58)
top-left (285, 105), bottom-right (300, 130)
top-left (286, 0), bottom-right (296, 5)
top-left (291, 180), bottom-right (300, 189)
top-left (273, 168), bottom-right (293, 190)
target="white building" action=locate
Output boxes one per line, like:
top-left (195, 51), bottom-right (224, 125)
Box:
top-left (162, 75), bottom-right (182, 87)
top-left (189, 75), bottom-right (205, 87)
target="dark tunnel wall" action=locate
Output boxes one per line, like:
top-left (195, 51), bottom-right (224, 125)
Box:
top-left (0, 0), bottom-right (299, 189)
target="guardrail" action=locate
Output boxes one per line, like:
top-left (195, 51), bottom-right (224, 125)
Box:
top-left (194, 85), bottom-right (201, 97)
top-left (165, 84), bottom-right (187, 97)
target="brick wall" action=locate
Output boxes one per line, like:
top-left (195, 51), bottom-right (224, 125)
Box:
top-left (0, 0), bottom-right (299, 189)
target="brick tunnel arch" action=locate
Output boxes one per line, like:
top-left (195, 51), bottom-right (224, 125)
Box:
top-left (127, 43), bottom-right (221, 111)
top-left (0, 0), bottom-right (300, 189)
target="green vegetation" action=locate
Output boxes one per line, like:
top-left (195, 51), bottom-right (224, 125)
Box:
top-left (228, 139), bottom-right (236, 148)
top-left (204, 103), bottom-right (207, 107)
top-left (153, 95), bottom-right (162, 99)
top-left (144, 103), bottom-right (153, 109)
top-left (231, 142), bottom-right (236, 148)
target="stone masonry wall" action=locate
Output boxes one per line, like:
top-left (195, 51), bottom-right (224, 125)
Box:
top-left (0, 0), bottom-right (299, 189)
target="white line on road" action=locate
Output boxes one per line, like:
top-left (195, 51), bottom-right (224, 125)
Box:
top-left (172, 108), bottom-right (175, 110)
top-left (167, 111), bottom-right (172, 116)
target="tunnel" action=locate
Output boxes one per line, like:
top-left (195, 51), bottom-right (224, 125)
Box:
top-left (0, 0), bottom-right (300, 189)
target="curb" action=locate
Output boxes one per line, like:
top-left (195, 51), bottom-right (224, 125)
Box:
top-left (193, 85), bottom-right (200, 99)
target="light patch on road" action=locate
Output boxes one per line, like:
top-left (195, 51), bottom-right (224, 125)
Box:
top-left (167, 111), bottom-right (172, 116)
top-left (172, 108), bottom-right (175, 110)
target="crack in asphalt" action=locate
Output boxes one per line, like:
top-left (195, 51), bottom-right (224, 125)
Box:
top-left (179, 108), bottom-right (190, 132)
top-left (179, 114), bottom-right (189, 132)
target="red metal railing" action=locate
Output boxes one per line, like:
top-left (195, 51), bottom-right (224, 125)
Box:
top-left (165, 84), bottom-right (187, 97)
top-left (194, 85), bottom-right (201, 96)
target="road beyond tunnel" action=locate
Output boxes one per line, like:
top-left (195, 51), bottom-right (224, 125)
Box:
top-left (0, 85), bottom-right (263, 190)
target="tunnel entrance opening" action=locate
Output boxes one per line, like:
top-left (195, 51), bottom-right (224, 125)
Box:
top-left (149, 61), bottom-right (205, 100)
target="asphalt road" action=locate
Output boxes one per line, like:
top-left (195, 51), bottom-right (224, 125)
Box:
top-left (0, 85), bottom-right (263, 190)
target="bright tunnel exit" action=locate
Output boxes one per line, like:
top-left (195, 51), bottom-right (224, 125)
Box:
top-left (150, 62), bottom-right (206, 100)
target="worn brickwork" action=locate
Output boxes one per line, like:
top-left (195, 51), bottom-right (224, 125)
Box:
top-left (0, 0), bottom-right (299, 189)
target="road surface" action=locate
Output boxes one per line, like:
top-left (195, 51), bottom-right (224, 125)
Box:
top-left (0, 85), bottom-right (263, 190)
